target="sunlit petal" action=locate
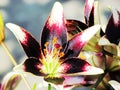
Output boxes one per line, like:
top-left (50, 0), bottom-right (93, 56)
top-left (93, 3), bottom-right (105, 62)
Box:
top-left (64, 25), bottom-right (100, 58)
top-left (63, 76), bottom-right (95, 86)
top-left (6, 23), bottom-right (42, 58)
top-left (109, 80), bottom-right (120, 90)
top-left (41, 2), bottom-right (67, 52)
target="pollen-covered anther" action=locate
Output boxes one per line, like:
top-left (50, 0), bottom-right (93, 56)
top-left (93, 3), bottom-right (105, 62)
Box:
top-left (43, 49), bottom-right (47, 56)
top-left (52, 37), bottom-right (57, 44)
top-left (44, 42), bottom-right (49, 47)
top-left (59, 52), bottom-right (64, 58)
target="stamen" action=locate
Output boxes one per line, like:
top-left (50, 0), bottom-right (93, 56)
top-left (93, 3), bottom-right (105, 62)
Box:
top-left (41, 37), bottom-right (64, 76)
top-left (52, 37), bottom-right (57, 44)
top-left (44, 49), bottom-right (47, 55)
top-left (44, 42), bottom-right (49, 47)
top-left (44, 42), bottom-right (49, 55)
top-left (59, 52), bottom-right (64, 57)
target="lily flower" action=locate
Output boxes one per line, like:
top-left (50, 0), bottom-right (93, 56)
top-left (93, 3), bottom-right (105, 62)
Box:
top-left (66, 0), bottom-right (102, 53)
top-left (99, 9), bottom-right (120, 85)
top-left (98, 10), bottom-right (120, 58)
top-left (66, 0), bottom-right (94, 36)
top-left (99, 10), bottom-right (120, 50)
top-left (6, 2), bottom-right (103, 86)
top-left (0, 13), bottom-right (4, 44)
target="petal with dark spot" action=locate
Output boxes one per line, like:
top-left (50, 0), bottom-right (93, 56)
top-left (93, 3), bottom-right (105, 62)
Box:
top-left (64, 25), bottom-right (100, 58)
top-left (23, 57), bottom-right (44, 76)
top-left (106, 10), bottom-right (120, 45)
top-left (84, 0), bottom-right (94, 26)
top-left (60, 58), bottom-right (91, 74)
top-left (59, 58), bottom-right (103, 75)
top-left (6, 23), bottom-right (42, 58)
top-left (41, 2), bottom-right (67, 52)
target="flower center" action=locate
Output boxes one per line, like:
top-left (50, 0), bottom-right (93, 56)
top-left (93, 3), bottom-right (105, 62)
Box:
top-left (41, 37), bottom-right (64, 77)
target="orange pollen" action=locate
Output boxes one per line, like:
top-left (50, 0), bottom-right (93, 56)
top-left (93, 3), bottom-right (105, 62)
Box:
top-left (44, 42), bottom-right (49, 47)
top-left (43, 49), bottom-right (47, 55)
top-left (52, 37), bottom-right (57, 44)
top-left (59, 52), bottom-right (64, 57)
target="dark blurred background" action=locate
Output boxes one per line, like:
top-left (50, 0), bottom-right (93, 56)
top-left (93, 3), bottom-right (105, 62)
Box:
top-left (0, 0), bottom-right (120, 89)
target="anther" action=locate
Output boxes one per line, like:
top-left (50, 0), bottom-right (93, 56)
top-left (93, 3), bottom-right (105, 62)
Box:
top-left (52, 37), bottom-right (57, 44)
top-left (44, 42), bottom-right (49, 47)
top-left (44, 49), bottom-right (47, 55)
top-left (59, 52), bottom-right (64, 57)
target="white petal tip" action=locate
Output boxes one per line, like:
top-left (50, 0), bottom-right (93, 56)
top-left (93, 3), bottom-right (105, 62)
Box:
top-left (51, 2), bottom-right (63, 14)
top-left (6, 23), bottom-right (20, 31)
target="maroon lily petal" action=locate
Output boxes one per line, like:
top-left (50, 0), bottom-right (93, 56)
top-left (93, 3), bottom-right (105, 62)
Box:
top-left (23, 57), bottom-right (44, 76)
top-left (106, 10), bottom-right (120, 45)
top-left (66, 19), bottom-right (88, 35)
top-left (60, 58), bottom-right (91, 74)
top-left (6, 23), bottom-right (42, 58)
top-left (84, 0), bottom-right (94, 26)
top-left (63, 25), bottom-right (100, 58)
top-left (59, 58), bottom-right (103, 76)
top-left (59, 57), bottom-right (103, 75)
top-left (41, 2), bottom-right (67, 53)
top-left (109, 70), bottom-right (120, 82)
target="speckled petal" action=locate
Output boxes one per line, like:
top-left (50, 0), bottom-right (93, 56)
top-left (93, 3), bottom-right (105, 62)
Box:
top-left (6, 23), bottom-right (42, 58)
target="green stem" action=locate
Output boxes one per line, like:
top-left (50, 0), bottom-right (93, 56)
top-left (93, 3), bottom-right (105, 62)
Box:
top-left (48, 83), bottom-right (52, 90)
top-left (1, 42), bottom-right (17, 66)
top-left (91, 69), bottom-right (108, 90)
top-left (1, 42), bottom-right (32, 90)
top-left (94, 0), bottom-right (101, 25)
